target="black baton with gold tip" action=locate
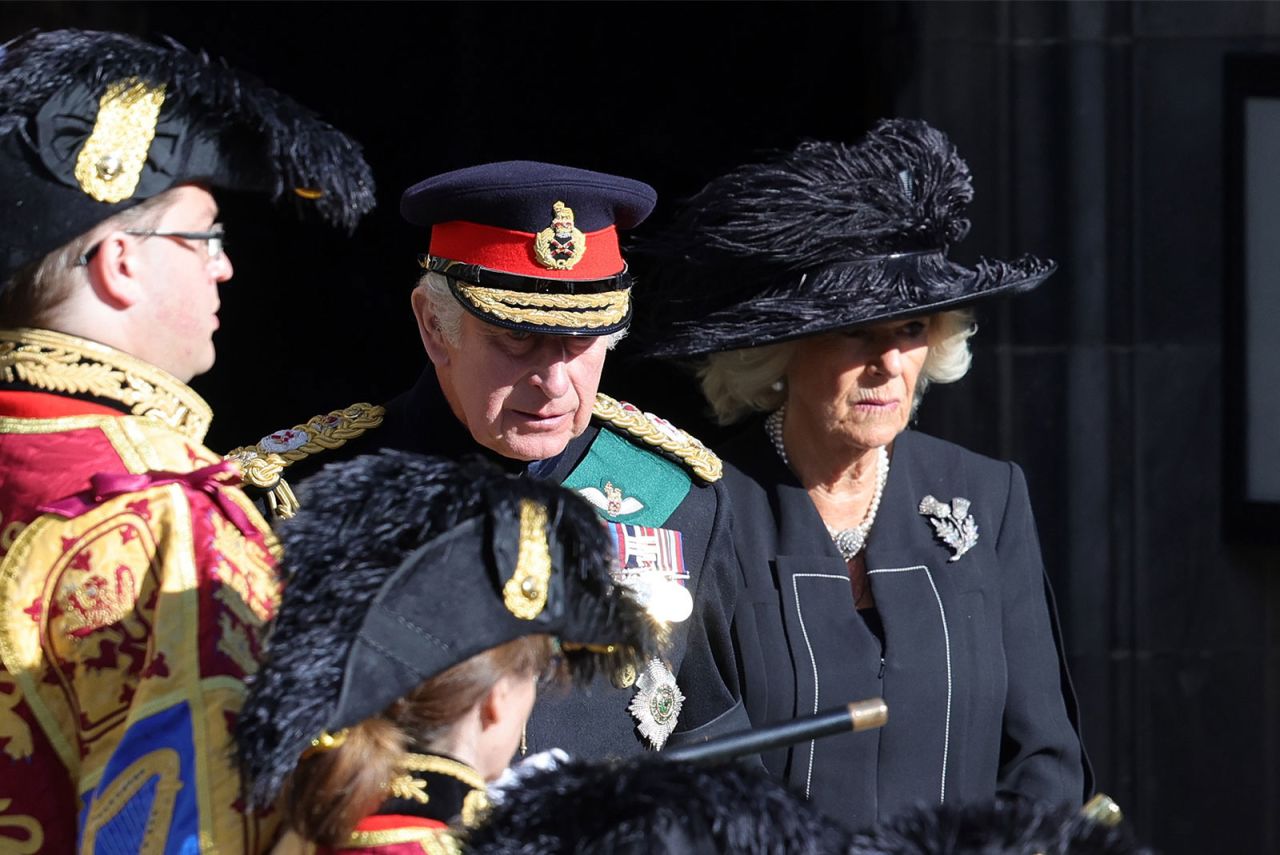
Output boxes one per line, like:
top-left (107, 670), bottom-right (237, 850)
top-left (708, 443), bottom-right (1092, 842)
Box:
top-left (663, 698), bottom-right (889, 764)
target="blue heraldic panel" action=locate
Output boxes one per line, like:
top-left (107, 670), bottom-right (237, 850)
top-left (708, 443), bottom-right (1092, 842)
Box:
top-left (77, 702), bottom-right (202, 854)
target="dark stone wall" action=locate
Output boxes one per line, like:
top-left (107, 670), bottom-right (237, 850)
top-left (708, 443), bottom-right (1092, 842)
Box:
top-left (4, 2), bottom-right (1278, 851)
top-left (899, 3), bottom-right (1280, 851)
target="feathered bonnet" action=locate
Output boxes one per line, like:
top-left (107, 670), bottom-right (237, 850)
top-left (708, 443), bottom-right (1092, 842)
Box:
top-left (235, 450), bottom-right (657, 808)
top-left (0, 28), bottom-right (376, 288)
top-left (628, 118), bottom-right (1054, 357)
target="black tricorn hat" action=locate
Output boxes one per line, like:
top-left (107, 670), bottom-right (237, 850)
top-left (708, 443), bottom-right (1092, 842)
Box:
top-left (0, 29), bottom-right (376, 288)
top-left (628, 119), bottom-right (1055, 358)
top-left (234, 450), bottom-right (658, 808)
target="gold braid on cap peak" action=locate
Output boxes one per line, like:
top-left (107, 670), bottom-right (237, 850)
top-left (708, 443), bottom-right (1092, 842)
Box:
top-left (455, 283), bottom-right (630, 329)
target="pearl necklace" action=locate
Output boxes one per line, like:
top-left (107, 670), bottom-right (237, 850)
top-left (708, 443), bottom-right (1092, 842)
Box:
top-left (764, 405), bottom-right (890, 561)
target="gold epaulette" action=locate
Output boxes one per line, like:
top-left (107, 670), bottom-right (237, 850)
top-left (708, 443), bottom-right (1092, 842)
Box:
top-left (225, 402), bottom-right (384, 519)
top-left (591, 393), bottom-right (722, 483)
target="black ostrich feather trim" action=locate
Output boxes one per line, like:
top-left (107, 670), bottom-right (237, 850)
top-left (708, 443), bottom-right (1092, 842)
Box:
top-left (465, 756), bottom-right (850, 854)
top-left (0, 29), bottom-right (373, 229)
top-left (629, 118), bottom-right (1053, 358)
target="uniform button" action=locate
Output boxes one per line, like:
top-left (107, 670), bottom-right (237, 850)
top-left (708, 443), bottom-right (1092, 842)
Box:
top-left (612, 663), bottom-right (637, 689)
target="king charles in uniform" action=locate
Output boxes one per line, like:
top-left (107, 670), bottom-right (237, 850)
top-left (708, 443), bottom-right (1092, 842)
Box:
top-left (232, 162), bottom-right (747, 760)
top-left (0, 30), bottom-right (373, 852)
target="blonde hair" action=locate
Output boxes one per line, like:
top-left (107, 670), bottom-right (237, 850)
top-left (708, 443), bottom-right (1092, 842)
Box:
top-left (414, 271), bottom-right (628, 349)
top-left (699, 309), bottom-right (977, 425)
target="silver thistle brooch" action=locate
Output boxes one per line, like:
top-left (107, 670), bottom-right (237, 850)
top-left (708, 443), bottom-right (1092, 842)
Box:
top-left (919, 495), bottom-right (979, 562)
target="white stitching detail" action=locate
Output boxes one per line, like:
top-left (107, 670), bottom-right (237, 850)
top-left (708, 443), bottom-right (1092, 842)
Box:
top-left (867, 564), bottom-right (952, 803)
top-left (791, 573), bottom-right (849, 799)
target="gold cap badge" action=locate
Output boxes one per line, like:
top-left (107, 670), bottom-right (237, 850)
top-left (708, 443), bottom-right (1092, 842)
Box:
top-left (74, 78), bottom-right (167, 203)
top-left (502, 499), bottom-right (552, 619)
top-left (533, 200), bottom-right (586, 270)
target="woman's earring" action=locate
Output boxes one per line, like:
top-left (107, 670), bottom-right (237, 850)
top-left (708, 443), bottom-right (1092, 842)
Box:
top-left (520, 724), bottom-right (528, 757)
top-left (770, 379), bottom-right (784, 392)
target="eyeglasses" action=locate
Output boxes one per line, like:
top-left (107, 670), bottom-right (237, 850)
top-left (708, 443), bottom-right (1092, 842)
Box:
top-left (76, 225), bottom-right (227, 266)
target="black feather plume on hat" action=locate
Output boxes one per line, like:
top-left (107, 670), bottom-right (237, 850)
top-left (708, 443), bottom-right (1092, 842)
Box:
top-left (628, 119), bottom-right (1054, 358)
top-left (234, 451), bottom-right (657, 808)
top-left (0, 29), bottom-right (374, 229)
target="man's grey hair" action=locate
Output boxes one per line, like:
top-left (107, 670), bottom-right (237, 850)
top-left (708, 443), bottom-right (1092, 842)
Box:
top-left (415, 271), bottom-right (628, 349)
top-left (698, 308), bottom-right (977, 426)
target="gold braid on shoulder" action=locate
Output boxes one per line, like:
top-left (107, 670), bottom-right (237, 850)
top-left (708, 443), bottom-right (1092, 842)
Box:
top-left (591, 393), bottom-right (722, 483)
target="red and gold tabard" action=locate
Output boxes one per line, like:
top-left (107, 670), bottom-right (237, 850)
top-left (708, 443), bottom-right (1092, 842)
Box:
top-left (0, 328), bottom-right (282, 853)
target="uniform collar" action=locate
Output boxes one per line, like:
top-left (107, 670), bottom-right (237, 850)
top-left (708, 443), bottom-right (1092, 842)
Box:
top-left (374, 751), bottom-right (488, 828)
top-left (0, 327), bottom-right (211, 442)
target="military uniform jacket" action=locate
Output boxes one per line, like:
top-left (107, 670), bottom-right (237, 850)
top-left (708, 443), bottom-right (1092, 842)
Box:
top-left (0, 328), bottom-right (282, 853)
top-left (719, 424), bottom-right (1090, 830)
top-left (274, 368), bottom-right (747, 757)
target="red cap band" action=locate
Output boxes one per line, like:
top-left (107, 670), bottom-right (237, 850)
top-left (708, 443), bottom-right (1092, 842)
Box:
top-left (428, 221), bottom-right (623, 280)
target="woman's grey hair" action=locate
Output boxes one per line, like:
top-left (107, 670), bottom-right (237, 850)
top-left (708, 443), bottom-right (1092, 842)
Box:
top-left (698, 308), bottom-right (977, 426)
top-left (414, 271), bottom-right (628, 349)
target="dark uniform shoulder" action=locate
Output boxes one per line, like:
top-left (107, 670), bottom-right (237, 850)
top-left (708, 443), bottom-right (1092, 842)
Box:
top-left (225, 402), bottom-right (384, 519)
top-left (590, 393), bottom-right (722, 484)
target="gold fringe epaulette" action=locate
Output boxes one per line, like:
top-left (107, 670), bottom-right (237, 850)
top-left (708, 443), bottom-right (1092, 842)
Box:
top-left (592, 393), bottom-right (722, 483)
top-left (225, 402), bottom-right (384, 519)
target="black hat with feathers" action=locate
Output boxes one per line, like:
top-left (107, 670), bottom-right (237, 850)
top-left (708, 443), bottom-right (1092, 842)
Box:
top-left (234, 450), bottom-right (657, 808)
top-left (629, 119), bottom-right (1054, 358)
top-left (0, 28), bottom-right (375, 287)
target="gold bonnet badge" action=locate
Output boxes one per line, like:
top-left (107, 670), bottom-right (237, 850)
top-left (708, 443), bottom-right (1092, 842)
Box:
top-left (533, 200), bottom-right (586, 270)
top-left (74, 78), bottom-right (167, 203)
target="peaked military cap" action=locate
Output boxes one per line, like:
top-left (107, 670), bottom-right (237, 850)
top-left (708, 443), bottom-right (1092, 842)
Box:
top-left (402, 160), bottom-right (657, 336)
top-left (0, 28), bottom-right (376, 289)
top-left (235, 450), bottom-right (658, 807)
top-left (629, 119), bottom-right (1056, 357)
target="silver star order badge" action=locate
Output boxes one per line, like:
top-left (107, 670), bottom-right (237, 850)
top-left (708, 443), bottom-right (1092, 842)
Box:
top-left (628, 658), bottom-right (684, 750)
top-left (919, 495), bottom-right (979, 562)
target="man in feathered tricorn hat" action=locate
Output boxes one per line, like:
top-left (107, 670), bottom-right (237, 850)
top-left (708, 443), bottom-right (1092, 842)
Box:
top-left (229, 162), bottom-right (747, 761)
top-left (0, 29), bottom-right (373, 852)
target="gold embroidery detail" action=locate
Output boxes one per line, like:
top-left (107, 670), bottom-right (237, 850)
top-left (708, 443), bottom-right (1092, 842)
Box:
top-left (461, 787), bottom-right (490, 829)
top-left (226, 403), bottom-right (382, 520)
top-left (592, 393), bottom-right (723, 483)
top-left (80, 748), bottom-right (181, 854)
top-left (215, 608), bottom-right (257, 674)
top-left (503, 500), bottom-right (550, 620)
top-left (73, 78), bottom-right (166, 203)
top-left (533, 200), bottom-right (587, 270)
top-left (455, 282), bottom-right (629, 329)
top-left (346, 826), bottom-right (462, 851)
top-left (386, 771), bottom-right (430, 805)
top-left (0, 676), bottom-right (34, 761)
top-left (301, 728), bottom-right (349, 758)
top-left (0, 798), bottom-right (43, 854)
top-left (399, 753), bottom-right (486, 790)
top-left (0, 328), bottom-right (211, 442)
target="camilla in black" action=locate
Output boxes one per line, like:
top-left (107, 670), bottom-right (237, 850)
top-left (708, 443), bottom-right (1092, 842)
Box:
top-left (629, 119), bottom-right (1091, 831)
